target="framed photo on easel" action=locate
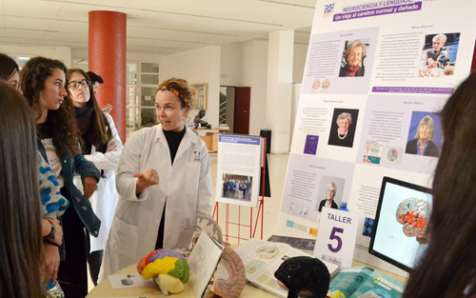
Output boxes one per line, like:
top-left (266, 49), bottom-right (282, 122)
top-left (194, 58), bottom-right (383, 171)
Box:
top-left (215, 134), bottom-right (264, 208)
top-left (191, 83), bottom-right (208, 110)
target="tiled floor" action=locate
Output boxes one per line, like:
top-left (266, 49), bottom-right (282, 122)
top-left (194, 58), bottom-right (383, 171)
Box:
top-left (88, 152), bottom-right (290, 291)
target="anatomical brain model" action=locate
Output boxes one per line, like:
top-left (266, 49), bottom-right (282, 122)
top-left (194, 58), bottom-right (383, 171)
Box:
top-left (396, 198), bottom-right (432, 243)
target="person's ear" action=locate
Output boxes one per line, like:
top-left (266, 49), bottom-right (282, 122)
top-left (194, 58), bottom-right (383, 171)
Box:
top-left (183, 107), bottom-right (190, 118)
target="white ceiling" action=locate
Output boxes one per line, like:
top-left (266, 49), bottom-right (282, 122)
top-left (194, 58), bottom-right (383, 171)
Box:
top-left (0, 0), bottom-right (315, 55)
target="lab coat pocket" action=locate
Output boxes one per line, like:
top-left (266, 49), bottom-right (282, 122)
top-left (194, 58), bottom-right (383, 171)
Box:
top-left (112, 219), bottom-right (140, 265)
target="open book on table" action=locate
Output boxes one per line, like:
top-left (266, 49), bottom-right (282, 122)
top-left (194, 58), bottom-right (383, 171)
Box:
top-left (327, 266), bottom-right (405, 298)
top-left (188, 231), bottom-right (224, 298)
top-left (235, 239), bottom-right (339, 298)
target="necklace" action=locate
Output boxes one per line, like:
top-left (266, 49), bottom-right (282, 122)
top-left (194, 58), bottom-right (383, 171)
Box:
top-left (337, 128), bottom-right (348, 140)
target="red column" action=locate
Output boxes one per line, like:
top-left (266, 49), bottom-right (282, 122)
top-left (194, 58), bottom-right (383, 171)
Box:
top-left (89, 11), bottom-right (127, 141)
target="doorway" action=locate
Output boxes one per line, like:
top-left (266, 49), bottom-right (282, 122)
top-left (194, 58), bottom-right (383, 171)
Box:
top-left (233, 87), bottom-right (250, 134)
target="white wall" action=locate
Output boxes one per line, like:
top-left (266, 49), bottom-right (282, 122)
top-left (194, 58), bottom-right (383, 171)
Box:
top-left (0, 45), bottom-right (72, 67)
top-left (160, 46), bottom-right (221, 128)
top-left (266, 30), bottom-right (294, 153)
top-left (219, 40), bottom-right (269, 136)
top-left (71, 48), bottom-right (163, 69)
top-left (293, 43), bottom-right (308, 83)
top-left (220, 43), bottom-right (241, 86)
top-left (220, 39), bottom-right (307, 137)
top-left (1, 45), bottom-right (164, 69)
top-left (242, 40), bottom-right (269, 136)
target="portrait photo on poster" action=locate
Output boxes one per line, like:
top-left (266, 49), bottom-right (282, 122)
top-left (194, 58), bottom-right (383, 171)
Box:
top-left (419, 32), bottom-right (460, 77)
top-left (339, 39), bottom-right (370, 78)
top-left (328, 108), bottom-right (360, 148)
top-left (316, 175), bottom-right (346, 213)
top-left (405, 111), bottom-right (442, 158)
top-left (220, 173), bottom-right (253, 202)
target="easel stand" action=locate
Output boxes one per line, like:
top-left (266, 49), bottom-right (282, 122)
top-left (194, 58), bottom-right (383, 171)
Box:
top-left (213, 138), bottom-right (267, 243)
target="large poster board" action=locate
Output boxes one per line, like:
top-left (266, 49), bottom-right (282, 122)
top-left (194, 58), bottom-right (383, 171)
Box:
top-left (278, 0), bottom-right (476, 275)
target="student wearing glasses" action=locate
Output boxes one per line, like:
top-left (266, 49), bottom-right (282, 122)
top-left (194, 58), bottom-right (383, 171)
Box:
top-left (66, 68), bottom-right (123, 286)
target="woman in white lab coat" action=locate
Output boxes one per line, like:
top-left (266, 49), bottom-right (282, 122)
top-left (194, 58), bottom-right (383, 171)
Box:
top-left (66, 68), bottom-right (123, 285)
top-left (99, 78), bottom-right (212, 281)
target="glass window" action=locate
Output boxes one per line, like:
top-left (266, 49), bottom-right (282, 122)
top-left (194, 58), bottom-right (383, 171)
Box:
top-left (127, 73), bottom-right (137, 85)
top-left (141, 63), bottom-right (159, 73)
top-left (141, 74), bottom-right (159, 85)
top-left (141, 87), bottom-right (156, 107)
top-left (127, 62), bottom-right (138, 73)
top-left (124, 61), bottom-right (159, 131)
top-left (141, 108), bottom-right (157, 127)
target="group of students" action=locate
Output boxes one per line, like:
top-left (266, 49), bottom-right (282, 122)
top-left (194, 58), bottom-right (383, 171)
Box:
top-left (0, 54), bottom-right (212, 298)
top-left (222, 179), bottom-right (250, 200)
top-left (0, 54), bottom-right (122, 298)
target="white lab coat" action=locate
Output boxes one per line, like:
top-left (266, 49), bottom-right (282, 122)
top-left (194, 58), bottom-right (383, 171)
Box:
top-left (73, 113), bottom-right (123, 252)
top-left (98, 124), bottom-right (212, 282)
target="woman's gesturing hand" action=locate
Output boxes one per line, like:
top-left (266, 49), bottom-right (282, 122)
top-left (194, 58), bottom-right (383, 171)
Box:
top-left (134, 168), bottom-right (159, 195)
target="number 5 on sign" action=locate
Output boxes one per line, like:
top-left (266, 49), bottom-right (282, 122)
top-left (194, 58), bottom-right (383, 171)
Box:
top-left (313, 207), bottom-right (360, 268)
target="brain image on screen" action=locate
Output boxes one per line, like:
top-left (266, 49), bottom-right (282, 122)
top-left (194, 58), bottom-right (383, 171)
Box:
top-left (396, 198), bottom-right (432, 244)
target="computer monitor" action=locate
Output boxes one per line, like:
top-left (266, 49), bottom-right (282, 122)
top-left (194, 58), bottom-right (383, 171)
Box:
top-left (369, 176), bottom-right (433, 271)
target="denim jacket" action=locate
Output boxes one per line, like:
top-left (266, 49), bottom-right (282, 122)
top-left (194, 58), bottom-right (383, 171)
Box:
top-left (37, 139), bottom-right (102, 239)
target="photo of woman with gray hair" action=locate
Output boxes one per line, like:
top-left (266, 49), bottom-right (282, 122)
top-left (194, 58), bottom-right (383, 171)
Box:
top-left (328, 109), bottom-right (359, 148)
top-left (318, 182), bottom-right (339, 212)
top-left (419, 33), bottom-right (461, 77)
top-left (421, 33), bottom-right (448, 69)
top-left (339, 40), bottom-right (368, 77)
top-left (405, 115), bottom-right (439, 157)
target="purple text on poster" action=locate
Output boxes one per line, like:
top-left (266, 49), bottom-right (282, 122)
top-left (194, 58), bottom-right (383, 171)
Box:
top-left (333, 2), bottom-right (421, 22)
top-left (372, 86), bottom-right (454, 94)
top-left (219, 135), bottom-right (261, 145)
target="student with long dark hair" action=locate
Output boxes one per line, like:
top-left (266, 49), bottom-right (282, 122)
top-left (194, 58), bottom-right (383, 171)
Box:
top-left (402, 73), bottom-right (476, 298)
top-left (66, 68), bottom-right (123, 285)
top-left (0, 82), bottom-right (43, 298)
top-left (0, 53), bottom-right (69, 297)
top-left (21, 57), bottom-right (101, 298)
